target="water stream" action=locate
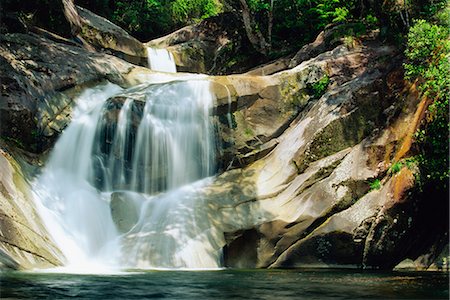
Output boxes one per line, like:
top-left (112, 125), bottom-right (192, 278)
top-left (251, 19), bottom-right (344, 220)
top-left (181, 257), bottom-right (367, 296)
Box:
top-left (32, 51), bottom-right (221, 271)
top-left (147, 47), bottom-right (177, 73)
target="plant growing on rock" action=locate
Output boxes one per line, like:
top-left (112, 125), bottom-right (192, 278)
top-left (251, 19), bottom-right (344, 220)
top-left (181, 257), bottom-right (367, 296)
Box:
top-left (369, 178), bottom-right (381, 191)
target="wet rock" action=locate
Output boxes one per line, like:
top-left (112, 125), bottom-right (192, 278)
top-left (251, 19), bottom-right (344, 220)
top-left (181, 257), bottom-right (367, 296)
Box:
top-left (110, 192), bottom-right (140, 234)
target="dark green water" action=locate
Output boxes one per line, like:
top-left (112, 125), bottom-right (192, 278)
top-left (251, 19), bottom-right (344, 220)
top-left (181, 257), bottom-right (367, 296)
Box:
top-left (0, 269), bottom-right (448, 299)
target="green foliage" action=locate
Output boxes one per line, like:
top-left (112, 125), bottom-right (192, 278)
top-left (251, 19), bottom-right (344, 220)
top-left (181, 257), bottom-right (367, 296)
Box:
top-left (369, 179), bottom-right (381, 191)
top-left (365, 14), bottom-right (378, 26)
top-left (171, 0), bottom-right (220, 23)
top-left (332, 7), bottom-right (349, 23)
top-left (404, 16), bottom-right (450, 191)
top-left (247, 0), bottom-right (271, 12)
top-left (388, 158), bottom-right (420, 175)
top-left (404, 20), bottom-right (450, 80)
top-left (77, 0), bottom-right (221, 40)
top-left (415, 0), bottom-right (449, 21)
top-left (389, 161), bottom-right (404, 174)
top-left (309, 75), bottom-right (330, 99)
top-left (271, 0), bottom-right (361, 45)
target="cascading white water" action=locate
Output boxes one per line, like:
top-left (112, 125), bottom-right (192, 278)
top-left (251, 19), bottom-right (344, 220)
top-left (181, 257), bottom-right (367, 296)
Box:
top-left (32, 83), bottom-right (124, 272)
top-left (33, 77), bottom-right (220, 271)
top-left (147, 47), bottom-right (177, 73)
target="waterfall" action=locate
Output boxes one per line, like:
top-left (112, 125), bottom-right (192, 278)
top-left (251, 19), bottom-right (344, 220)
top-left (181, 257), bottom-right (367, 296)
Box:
top-left (32, 83), bottom-right (124, 272)
top-left (147, 47), bottom-right (177, 73)
top-left (33, 77), bottom-right (220, 271)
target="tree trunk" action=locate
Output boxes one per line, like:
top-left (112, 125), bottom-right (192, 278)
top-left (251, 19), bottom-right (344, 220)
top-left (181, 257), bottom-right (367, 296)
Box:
top-left (239, 0), bottom-right (270, 56)
top-left (267, 0), bottom-right (274, 47)
top-left (61, 0), bottom-right (95, 51)
top-left (62, 0), bottom-right (82, 36)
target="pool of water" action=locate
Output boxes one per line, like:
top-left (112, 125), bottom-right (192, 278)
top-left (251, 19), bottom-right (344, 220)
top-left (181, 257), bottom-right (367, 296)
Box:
top-left (0, 269), bottom-right (448, 299)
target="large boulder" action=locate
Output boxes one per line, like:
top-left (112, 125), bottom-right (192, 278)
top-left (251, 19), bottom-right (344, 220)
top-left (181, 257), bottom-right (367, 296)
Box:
top-left (146, 20), bottom-right (224, 74)
top-left (0, 145), bottom-right (63, 269)
top-left (0, 32), bottom-right (142, 153)
top-left (75, 6), bottom-right (147, 65)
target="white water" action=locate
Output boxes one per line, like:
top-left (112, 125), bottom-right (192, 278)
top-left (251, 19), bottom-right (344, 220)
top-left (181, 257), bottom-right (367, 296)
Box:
top-left (33, 76), bottom-right (220, 271)
top-left (33, 83), bottom-right (123, 271)
top-left (147, 47), bottom-right (177, 73)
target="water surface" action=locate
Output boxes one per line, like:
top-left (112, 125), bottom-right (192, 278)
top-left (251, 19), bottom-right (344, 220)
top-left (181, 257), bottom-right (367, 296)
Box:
top-left (1, 269), bottom-right (448, 299)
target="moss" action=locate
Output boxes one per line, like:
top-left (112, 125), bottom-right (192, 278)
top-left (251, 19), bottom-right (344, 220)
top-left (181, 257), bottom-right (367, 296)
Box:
top-left (279, 66), bottom-right (326, 110)
top-left (244, 127), bottom-right (254, 137)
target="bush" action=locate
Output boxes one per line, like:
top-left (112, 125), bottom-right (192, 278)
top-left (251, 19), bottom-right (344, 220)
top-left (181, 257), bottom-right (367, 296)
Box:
top-left (404, 18), bottom-right (450, 190)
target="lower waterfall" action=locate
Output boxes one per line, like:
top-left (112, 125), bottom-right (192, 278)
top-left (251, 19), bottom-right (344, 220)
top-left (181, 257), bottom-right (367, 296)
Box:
top-left (32, 78), bottom-right (221, 271)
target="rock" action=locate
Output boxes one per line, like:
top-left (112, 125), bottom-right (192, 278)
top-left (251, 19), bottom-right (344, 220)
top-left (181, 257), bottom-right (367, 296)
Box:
top-left (110, 192), bottom-right (140, 234)
top-left (245, 57), bottom-right (291, 76)
top-left (394, 259), bottom-right (417, 270)
top-left (146, 13), bottom-right (255, 74)
top-left (181, 39), bottom-right (444, 269)
top-left (146, 22), bottom-right (220, 74)
top-left (0, 32), bottom-right (138, 153)
top-left (76, 6), bottom-right (147, 66)
top-left (0, 145), bottom-right (63, 270)
top-left (288, 24), bottom-right (380, 68)
top-left (425, 244), bottom-right (450, 272)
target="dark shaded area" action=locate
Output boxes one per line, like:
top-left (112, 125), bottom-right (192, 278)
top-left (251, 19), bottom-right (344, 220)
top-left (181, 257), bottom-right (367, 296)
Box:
top-left (223, 229), bottom-right (259, 268)
top-left (0, 0), bottom-right (71, 36)
top-left (364, 184), bottom-right (449, 270)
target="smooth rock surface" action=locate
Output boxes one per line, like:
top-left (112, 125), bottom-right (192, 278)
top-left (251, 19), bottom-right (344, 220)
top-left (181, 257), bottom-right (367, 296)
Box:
top-left (0, 146), bottom-right (63, 269)
top-left (76, 6), bottom-right (147, 65)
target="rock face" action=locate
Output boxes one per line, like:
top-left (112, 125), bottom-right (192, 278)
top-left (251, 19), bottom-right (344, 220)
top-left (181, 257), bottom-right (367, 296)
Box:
top-left (211, 42), bottom-right (448, 269)
top-left (145, 13), bottom-right (255, 74)
top-left (76, 6), bottom-right (147, 65)
top-left (146, 21), bottom-right (223, 73)
top-left (109, 37), bottom-right (447, 270)
top-left (0, 32), bottom-right (138, 153)
top-left (0, 145), bottom-right (63, 269)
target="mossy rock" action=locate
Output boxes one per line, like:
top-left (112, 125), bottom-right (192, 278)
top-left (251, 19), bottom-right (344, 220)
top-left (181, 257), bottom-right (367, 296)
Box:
top-left (294, 93), bottom-right (382, 173)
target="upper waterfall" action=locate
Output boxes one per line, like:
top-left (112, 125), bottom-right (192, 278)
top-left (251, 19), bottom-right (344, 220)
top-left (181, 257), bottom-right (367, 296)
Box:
top-left (147, 47), bottom-right (177, 73)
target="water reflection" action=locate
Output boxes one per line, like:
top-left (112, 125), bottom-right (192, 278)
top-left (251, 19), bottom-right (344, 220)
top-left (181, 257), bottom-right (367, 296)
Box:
top-left (1, 270), bottom-right (448, 299)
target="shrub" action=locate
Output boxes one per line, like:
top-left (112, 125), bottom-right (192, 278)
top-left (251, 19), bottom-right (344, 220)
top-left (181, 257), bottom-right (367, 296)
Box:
top-left (404, 18), bottom-right (450, 190)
